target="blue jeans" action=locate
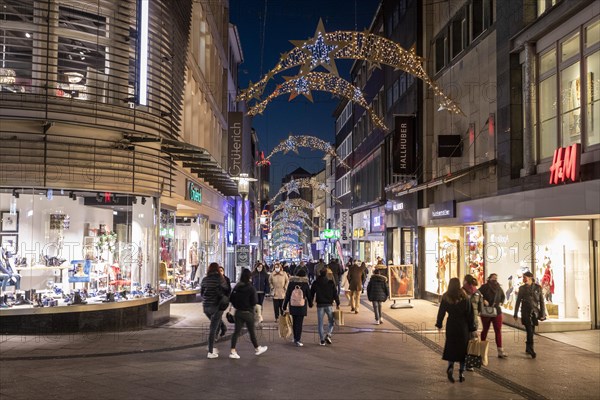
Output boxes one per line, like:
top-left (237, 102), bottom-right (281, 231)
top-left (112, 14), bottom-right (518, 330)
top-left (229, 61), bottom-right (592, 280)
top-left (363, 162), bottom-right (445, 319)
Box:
top-left (372, 301), bottom-right (382, 321)
top-left (0, 273), bottom-right (20, 291)
top-left (317, 305), bottom-right (334, 341)
top-left (203, 305), bottom-right (223, 353)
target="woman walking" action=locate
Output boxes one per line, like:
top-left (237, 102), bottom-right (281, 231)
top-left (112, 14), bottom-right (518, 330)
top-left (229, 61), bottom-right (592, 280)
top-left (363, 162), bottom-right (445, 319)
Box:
top-left (283, 269), bottom-right (313, 347)
top-left (269, 262), bottom-right (289, 321)
top-left (479, 273), bottom-right (508, 358)
top-left (367, 268), bottom-right (389, 325)
top-left (252, 262), bottom-right (270, 323)
top-left (200, 262), bottom-right (230, 359)
top-left (228, 268), bottom-right (268, 359)
top-left (435, 277), bottom-right (477, 383)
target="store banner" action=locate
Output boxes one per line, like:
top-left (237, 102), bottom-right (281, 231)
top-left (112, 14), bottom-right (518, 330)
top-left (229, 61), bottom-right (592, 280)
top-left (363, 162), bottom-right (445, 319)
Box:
top-left (228, 112), bottom-right (243, 176)
top-left (235, 244), bottom-right (250, 267)
top-left (393, 115), bottom-right (416, 175)
top-left (430, 200), bottom-right (456, 219)
top-left (338, 209), bottom-right (350, 244)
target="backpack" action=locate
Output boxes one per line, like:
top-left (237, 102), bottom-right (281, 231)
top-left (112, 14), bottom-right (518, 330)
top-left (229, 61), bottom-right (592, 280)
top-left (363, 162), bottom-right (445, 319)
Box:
top-left (290, 285), bottom-right (305, 307)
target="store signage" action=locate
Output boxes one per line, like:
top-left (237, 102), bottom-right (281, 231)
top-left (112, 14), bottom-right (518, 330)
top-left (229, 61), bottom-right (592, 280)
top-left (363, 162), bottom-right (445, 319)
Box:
top-left (393, 202), bottom-right (404, 211)
top-left (320, 229), bottom-right (340, 239)
top-left (393, 116), bottom-right (416, 174)
top-left (370, 206), bottom-right (385, 232)
top-left (227, 112), bottom-right (243, 176)
top-left (430, 200), bottom-right (456, 219)
top-left (353, 228), bottom-right (365, 238)
top-left (186, 180), bottom-right (202, 204)
top-left (549, 143), bottom-right (581, 185)
top-left (438, 135), bottom-right (463, 157)
top-left (338, 209), bottom-right (350, 244)
top-left (235, 244), bottom-right (250, 267)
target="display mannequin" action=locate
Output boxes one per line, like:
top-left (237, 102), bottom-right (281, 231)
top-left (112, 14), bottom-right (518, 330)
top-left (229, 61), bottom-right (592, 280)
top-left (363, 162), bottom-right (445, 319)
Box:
top-left (0, 247), bottom-right (21, 292)
top-left (189, 242), bottom-right (199, 282)
top-left (540, 257), bottom-right (554, 303)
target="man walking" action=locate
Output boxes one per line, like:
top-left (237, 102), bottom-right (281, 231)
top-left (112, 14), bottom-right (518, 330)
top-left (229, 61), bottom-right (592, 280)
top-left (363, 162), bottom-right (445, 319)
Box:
top-left (347, 260), bottom-right (367, 313)
top-left (514, 271), bottom-right (546, 358)
top-left (310, 268), bottom-right (340, 346)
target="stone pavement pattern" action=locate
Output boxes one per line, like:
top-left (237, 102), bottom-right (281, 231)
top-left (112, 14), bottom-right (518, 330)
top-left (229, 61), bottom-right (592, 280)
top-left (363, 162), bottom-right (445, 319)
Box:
top-left (1, 297), bottom-right (599, 400)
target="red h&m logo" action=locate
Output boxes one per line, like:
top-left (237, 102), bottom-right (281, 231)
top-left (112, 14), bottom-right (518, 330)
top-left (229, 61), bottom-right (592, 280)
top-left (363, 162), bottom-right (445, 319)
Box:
top-left (549, 143), bottom-right (581, 184)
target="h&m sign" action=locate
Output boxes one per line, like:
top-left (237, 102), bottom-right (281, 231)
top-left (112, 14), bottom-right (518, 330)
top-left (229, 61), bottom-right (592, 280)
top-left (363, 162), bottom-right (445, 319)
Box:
top-left (549, 143), bottom-right (581, 185)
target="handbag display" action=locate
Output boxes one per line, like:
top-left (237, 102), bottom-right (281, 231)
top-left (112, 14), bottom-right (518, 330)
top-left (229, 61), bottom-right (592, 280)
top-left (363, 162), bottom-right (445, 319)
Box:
top-left (278, 311), bottom-right (293, 339)
top-left (480, 305), bottom-right (497, 318)
top-left (333, 309), bottom-right (344, 326)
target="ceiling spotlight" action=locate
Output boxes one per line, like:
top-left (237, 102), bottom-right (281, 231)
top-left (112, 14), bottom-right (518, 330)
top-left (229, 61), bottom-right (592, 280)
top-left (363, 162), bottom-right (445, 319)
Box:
top-left (141, 197), bottom-right (146, 205)
top-left (25, 32), bottom-right (31, 38)
top-left (12, 189), bottom-right (19, 198)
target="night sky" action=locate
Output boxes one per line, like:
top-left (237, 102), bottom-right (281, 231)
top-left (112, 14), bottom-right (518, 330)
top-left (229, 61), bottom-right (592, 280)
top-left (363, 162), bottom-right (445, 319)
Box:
top-left (230, 0), bottom-right (381, 192)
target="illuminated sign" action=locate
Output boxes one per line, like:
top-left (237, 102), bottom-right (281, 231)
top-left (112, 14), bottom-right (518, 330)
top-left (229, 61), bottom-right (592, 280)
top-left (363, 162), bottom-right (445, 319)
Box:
top-left (320, 229), bottom-right (340, 239)
top-left (549, 143), bottom-right (581, 184)
top-left (353, 228), bottom-right (365, 238)
top-left (338, 209), bottom-right (349, 244)
top-left (136, 0), bottom-right (149, 105)
top-left (186, 180), bottom-right (202, 204)
top-left (430, 200), bottom-right (456, 220)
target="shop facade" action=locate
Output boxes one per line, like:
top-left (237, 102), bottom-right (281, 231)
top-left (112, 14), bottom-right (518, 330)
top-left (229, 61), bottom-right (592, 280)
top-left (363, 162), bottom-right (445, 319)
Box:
top-left (351, 206), bottom-right (385, 265)
top-left (418, 180), bottom-right (599, 331)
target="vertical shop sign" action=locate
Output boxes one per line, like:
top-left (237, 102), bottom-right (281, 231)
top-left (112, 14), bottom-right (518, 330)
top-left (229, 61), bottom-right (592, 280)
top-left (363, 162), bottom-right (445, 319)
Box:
top-left (235, 244), bottom-right (250, 267)
top-left (228, 112), bottom-right (243, 176)
top-left (393, 115), bottom-right (416, 174)
top-left (339, 209), bottom-right (349, 244)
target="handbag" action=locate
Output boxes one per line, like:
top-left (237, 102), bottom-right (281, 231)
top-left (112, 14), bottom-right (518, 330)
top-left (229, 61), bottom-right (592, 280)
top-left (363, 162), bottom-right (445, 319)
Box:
top-left (278, 311), bottom-right (293, 339)
top-left (333, 309), bottom-right (344, 326)
top-left (226, 310), bottom-right (235, 324)
top-left (481, 305), bottom-right (497, 318)
top-left (466, 338), bottom-right (483, 369)
top-left (218, 291), bottom-right (230, 311)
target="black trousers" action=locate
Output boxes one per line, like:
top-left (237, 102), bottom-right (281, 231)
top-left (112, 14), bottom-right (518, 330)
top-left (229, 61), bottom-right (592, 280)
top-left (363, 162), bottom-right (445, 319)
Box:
top-left (522, 310), bottom-right (537, 348)
top-left (292, 315), bottom-right (305, 342)
top-left (273, 298), bottom-right (284, 320)
top-left (231, 310), bottom-right (258, 349)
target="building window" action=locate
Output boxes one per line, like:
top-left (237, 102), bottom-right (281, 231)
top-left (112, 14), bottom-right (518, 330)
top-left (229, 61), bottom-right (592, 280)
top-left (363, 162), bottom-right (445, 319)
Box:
top-left (537, 0), bottom-right (560, 17)
top-left (585, 21), bottom-right (600, 146)
top-left (386, 86), bottom-right (393, 110)
top-left (451, 14), bottom-right (466, 58)
top-left (435, 35), bottom-right (447, 73)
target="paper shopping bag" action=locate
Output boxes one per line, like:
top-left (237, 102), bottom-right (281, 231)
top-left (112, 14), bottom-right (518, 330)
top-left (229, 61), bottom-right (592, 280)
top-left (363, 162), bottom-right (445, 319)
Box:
top-left (480, 339), bottom-right (489, 366)
top-left (333, 309), bottom-right (344, 326)
top-left (278, 312), bottom-right (292, 339)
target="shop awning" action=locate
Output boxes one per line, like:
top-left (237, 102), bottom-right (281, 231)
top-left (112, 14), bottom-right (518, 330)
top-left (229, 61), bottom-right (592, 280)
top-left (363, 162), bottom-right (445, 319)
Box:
top-left (386, 159), bottom-right (497, 197)
top-left (161, 138), bottom-right (238, 196)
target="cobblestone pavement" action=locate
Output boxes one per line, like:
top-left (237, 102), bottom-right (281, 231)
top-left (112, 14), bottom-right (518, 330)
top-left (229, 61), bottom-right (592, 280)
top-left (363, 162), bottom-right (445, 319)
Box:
top-left (1, 297), bottom-right (599, 400)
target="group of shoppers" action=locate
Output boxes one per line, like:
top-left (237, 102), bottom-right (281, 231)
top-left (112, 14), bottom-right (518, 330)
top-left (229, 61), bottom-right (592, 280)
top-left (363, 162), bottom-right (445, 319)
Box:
top-left (436, 271), bottom-right (546, 382)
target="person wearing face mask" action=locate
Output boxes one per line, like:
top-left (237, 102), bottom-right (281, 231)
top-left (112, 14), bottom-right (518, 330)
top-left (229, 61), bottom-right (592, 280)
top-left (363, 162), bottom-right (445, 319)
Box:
top-left (479, 273), bottom-right (507, 358)
top-left (269, 262), bottom-right (289, 321)
top-left (252, 262), bottom-right (270, 323)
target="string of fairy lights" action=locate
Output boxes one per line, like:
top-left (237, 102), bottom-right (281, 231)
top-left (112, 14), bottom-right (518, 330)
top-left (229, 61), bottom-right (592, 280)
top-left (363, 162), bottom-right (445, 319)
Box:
top-left (267, 177), bottom-right (340, 207)
top-left (259, 135), bottom-right (350, 169)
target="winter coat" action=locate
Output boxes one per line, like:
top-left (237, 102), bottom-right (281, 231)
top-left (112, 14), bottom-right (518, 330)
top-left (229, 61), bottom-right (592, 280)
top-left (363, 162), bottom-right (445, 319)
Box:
top-left (435, 293), bottom-right (476, 362)
top-left (310, 275), bottom-right (340, 307)
top-left (314, 261), bottom-right (326, 277)
top-left (347, 263), bottom-right (367, 291)
top-left (230, 281), bottom-right (258, 312)
top-left (367, 274), bottom-right (389, 302)
top-left (252, 269), bottom-right (270, 294)
top-left (200, 272), bottom-right (229, 308)
top-left (269, 270), bottom-right (289, 299)
top-left (514, 283), bottom-right (546, 320)
top-left (283, 276), bottom-right (313, 316)
top-left (328, 260), bottom-right (343, 282)
top-left (468, 290), bottom-right (482, 330)
top-left (479, 282), bottom-right (506, 315)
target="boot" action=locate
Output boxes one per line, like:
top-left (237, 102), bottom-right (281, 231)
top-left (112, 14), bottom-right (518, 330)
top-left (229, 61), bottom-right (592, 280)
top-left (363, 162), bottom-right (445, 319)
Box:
top-left (498, 347), bottom-right (508, 358)
top-left (525, 343), bottom-right (536, 359)
top-left (14, 293), bottom-right (28, 306)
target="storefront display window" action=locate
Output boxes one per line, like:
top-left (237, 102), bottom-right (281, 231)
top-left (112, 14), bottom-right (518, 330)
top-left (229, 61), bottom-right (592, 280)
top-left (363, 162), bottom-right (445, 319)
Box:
top-left (534, 220), bottom-right (591, 321)
top-left (159, 209), bottom-right (175, 290)
top-left (424, 227), bottom-right (460, 295)
top-left (465, 225), bottom-right (484, 285)
top-left (0, 189), bottom-right (157, 308)
top-left (585, 49), bottom-right (599, 147)
top-left (174, 216), bottom-right (206, 290)
top-left (485, 221), bottom-right (531, 312)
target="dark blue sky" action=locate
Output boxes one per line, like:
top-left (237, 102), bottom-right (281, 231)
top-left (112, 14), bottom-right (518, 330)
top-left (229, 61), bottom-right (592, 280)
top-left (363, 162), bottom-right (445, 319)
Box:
top-left (230, 0), bottom-right (380, 190)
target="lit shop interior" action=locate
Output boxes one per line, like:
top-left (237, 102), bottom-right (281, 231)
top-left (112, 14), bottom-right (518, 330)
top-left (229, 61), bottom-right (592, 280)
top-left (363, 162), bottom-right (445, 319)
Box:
top-left (0, 189), bottom-right (158, 309)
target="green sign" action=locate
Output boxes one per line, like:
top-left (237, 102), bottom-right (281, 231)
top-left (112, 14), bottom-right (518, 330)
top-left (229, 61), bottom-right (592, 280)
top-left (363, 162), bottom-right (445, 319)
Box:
top-left (320, 229), bottom-right (340, 239)
top-left (187, 180), bottom-right (202, 204)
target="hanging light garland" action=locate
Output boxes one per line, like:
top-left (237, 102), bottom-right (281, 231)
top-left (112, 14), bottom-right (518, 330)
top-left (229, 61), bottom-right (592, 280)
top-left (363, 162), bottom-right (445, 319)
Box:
top-left (247, 72), bottom-right (387, 131)
top-left (238, 19), bottom-right (463, 116)
top-left (271, 198), bottom-right (316, 213)
top-left (267, 177), bottom-right (340, 206)
top-left (258, 134), bottom-right (350, 169)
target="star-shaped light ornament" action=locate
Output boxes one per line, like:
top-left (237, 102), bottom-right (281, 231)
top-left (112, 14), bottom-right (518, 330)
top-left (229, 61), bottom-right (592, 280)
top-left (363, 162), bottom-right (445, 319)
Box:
top-left (285, 75), bottom-right (313, 101)
top-left (291, 19), bottom-right (342, 76)
top-left (286, 178), bottom-right (301, 196)
top-left (281, 135), bottom-right (300, 154)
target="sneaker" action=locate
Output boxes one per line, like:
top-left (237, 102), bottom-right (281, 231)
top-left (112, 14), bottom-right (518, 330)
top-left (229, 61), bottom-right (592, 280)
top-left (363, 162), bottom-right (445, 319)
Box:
top-left (325, 334), bottom-right (332, 344)
top-left (255, 346), bottom-right (268, 355)
top-left (206, 347), bottom-right (219, 354)
top-left (207, 352), bottom-right (219, 359)
top-left (374, 320), bottom-right (379, 325)
top-left (295, 341), bottom-right (304, 347)
top-left (320, 340), bottom-right (326, 346)
top-left (466, 367), bottom-right (474, 372)
top-left (229, 352), bottom-right (240, 359)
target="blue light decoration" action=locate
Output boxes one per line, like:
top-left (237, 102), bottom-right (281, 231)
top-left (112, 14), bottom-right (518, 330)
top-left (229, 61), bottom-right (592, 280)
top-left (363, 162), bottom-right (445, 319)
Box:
top-left (305, 32), bottom-right (337, 69)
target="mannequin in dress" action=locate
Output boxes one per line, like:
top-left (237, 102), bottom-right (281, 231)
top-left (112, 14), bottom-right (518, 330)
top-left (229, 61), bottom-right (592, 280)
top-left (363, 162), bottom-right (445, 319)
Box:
top-left (189, 242), bottom-right (199, 282)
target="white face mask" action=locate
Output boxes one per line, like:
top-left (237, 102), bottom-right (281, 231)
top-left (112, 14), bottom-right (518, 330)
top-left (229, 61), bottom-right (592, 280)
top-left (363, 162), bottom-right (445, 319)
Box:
top-left (275, 268), bottom-right (281, 272)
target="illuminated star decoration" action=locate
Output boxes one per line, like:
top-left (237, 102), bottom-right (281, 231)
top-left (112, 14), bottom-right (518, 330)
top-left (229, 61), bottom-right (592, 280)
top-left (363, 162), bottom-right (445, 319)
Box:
top-left (267, 177), bottom-right (340, 206)
top-left (248, 72), bottom-right (387, 131)
top-left (286, 178), bottom-right (300, 196)
top-left (290, 20), bottom-right (342, 76)
top-left (237, 21), bottom-right (464, 116)
top-left (258, 134), bottom-right (350, 169)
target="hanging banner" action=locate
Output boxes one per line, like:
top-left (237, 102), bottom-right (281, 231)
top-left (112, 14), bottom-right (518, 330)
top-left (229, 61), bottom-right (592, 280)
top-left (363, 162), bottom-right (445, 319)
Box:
top-left (338, 209), bottom-right (350, 244)
top-left (393, 115), bottom-right (416, 174)
top-left (228, 112), bottom-right (243, 176)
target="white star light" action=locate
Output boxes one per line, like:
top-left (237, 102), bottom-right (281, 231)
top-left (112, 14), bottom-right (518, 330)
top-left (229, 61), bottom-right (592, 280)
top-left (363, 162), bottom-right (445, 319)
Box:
top-left (286, 178), bottom-right (301, 196)
top-left (306, 33), bottom-right (337, 68)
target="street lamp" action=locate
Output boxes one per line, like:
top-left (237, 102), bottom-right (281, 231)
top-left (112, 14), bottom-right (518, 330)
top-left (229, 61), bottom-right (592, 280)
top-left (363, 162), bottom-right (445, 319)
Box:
top-left (233, 173), bottom-right (256, 244)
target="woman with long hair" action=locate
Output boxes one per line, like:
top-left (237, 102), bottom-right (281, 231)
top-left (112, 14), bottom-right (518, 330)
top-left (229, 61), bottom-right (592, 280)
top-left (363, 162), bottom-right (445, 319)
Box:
top-left (435, 277), bottom-right (477, 383)
top-left (479, 273), bottom-right (507, 358)
top-left (200, 262), bottom-right (230, 359)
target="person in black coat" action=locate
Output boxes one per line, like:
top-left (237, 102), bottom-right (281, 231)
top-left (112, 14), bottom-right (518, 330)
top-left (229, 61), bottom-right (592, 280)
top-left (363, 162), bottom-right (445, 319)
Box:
top-left (436, 277), bottom-right (477, 383)
top-left (282, 269), bottom-right (313, 346)
top-left (514, 271), bottom-right (546, 359)
top-left (200, 262), bottom-right (230, 359)
top-left (228, 268), bottom-right (268, 359)
top-left (217, 265), bottom-right (231, 339)
top-left (310, 268), bottom-right (340, 345)
top-left (367, 268), bottom-right (389, 325)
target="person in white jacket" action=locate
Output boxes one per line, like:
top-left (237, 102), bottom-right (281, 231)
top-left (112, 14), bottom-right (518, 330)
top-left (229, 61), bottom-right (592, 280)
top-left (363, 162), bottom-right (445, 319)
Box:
top-left (269, 262), bottom-right (289, 322)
